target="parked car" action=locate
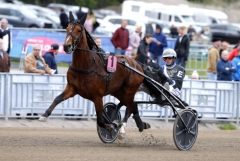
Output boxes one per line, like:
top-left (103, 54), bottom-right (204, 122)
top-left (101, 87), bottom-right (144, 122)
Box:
top-left (0, 4), bottom-right (54, 28)
top-left (0, 0), bottom-right (24, 4)
top-left (100, 15), bottom-right (148, 36)
top-left (46, 3), bottom-right (78, 19)
top-left (209, 24), bottom-right (240, 44)
top-left (26, 4), bottom-right (61, 29)
top-left (97, 15), bottom-right (170, 37)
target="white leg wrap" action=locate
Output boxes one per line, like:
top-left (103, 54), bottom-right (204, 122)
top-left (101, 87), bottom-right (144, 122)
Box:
top-left (118, 123), bottom-right (126, 140)
top-left (38, 116), bottom-right (48, 122)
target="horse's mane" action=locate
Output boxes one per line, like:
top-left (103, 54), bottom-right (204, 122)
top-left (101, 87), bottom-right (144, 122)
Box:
top-left (73, 20), bottom-right (99, 51)
top-left (85, 29), bottom-right (99, 50)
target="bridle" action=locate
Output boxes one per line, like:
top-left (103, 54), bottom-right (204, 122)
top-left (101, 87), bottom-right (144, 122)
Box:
top-left (66, 21), bottom-right (84, 51)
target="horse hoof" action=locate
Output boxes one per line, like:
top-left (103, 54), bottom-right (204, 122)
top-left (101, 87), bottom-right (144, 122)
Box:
top-left (38, 116), bottom-right (48, 122)
top-left (143, 122), bottom-right (151, 130)
top-left (118, 133), bottom-right (125, 140)
top-left (138, 127), bottom-right (144, 132)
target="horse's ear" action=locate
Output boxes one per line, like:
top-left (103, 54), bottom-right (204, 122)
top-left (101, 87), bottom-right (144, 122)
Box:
top-left (69, 11), bottom-right (75, 23)
top-left (79, 13), bottom-right (87, 25)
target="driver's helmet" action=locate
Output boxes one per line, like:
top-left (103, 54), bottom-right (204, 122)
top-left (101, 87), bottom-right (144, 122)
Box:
top-left (162, 49), bottom-right (177, 59)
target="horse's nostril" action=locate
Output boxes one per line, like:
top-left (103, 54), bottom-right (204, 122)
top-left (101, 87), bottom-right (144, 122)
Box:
top-left (63, 44), bottom-right (71, 52)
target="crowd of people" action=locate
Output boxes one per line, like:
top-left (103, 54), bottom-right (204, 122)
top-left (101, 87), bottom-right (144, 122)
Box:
top-left (207, 38), bottom-right (240, 81)
top-left (111, 20), bottom-right (240, 81)
top-left (0, 13), bottom-right (240, 83)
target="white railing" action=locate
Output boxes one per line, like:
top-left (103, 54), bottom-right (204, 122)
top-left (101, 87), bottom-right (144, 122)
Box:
top-left (0, 73), bottom-right (239, 124)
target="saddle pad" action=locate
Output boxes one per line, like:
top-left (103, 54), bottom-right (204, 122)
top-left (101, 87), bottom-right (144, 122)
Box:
top-left (107, 55), bottom-right (117, 72)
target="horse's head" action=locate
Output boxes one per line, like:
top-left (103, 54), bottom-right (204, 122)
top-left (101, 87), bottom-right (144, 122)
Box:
top-left (63, 11), bottom-right (87, 54)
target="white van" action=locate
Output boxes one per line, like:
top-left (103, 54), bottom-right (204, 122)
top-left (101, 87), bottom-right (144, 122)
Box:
top-left (121, 1), bottom-right (195, 28)
top-left (191, 7), bottom-right (228, 27)
top-left (149, 5), bottom-right (195, 28)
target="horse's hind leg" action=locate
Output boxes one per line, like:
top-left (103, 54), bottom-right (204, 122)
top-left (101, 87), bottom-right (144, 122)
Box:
top-left (132, 102), bottom-right (151, 132)
top-left (39, 85), bottom-right (76, 122)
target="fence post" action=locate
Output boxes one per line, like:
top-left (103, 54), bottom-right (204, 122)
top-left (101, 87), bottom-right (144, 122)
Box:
top-left (237, 82), bottom-right (240, 125)
top-left (5, 74), bottom-right (9, 121)
top-left (87, 100), bottom-right (91, 121)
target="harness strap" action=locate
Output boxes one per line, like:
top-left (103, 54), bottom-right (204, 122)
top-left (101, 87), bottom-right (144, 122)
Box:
top-left (105, 73), bottom-right (111, 94)
top-left (69, 65), bottom-right (94, 74)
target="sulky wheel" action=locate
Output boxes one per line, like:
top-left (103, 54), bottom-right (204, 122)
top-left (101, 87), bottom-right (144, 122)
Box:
top-left (97, 102), bottom-right (121, 143)
top-left (173, 109), bottom-right (198, 151)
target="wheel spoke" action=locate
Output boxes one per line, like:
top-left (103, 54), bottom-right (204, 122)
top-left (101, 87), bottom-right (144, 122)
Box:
top-left (176, 129), bottom-right (185, 136)
top-left (184, 132), bottom-right (187, 148)
top-left (189, 130), bottom-right (196, 136)
top-left (186, 115), bottom-right (192, 127)
top-left (103, 108), bottom-right (112, 124)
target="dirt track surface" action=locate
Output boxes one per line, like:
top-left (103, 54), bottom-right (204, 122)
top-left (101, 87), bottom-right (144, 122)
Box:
top-left (0, 119), bottom-right (240, 161)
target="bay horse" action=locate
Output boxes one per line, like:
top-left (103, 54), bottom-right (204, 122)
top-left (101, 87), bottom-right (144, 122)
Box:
top-left (39, 12), bottom-right (150, 137)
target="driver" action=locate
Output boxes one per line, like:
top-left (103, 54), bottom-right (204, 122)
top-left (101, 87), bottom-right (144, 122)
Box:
top-left (139, 48), bottom-right (185, 105)
top-left (161, 48), bottom-right (185, 101)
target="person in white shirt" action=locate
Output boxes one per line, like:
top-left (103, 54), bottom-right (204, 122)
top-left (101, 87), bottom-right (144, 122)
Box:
top-left (0, 19), bottom-right (12, 54)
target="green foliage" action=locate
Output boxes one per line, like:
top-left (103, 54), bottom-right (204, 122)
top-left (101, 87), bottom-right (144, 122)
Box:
top-left (187, 0), bottom-right (238, 5)
top-left (185, 59), bottom-right (207, 78)
top-left (21, 0), bottom-right (123, 9)
top-left (57, 62), bottom-right (69, 67)
top-left (219, 123), bottom-right (237, 130)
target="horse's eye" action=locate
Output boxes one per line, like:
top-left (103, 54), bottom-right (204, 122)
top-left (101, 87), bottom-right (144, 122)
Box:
top-left (78, 30), bottom-right (81, 33)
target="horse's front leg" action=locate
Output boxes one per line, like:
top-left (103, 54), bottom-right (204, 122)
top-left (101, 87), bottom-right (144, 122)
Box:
top-left (117, 102), bottom-right (131, 140)
top-left (39, 85), bottom-right (76, 122)
top-left (94, 97), bottom-right (115, 131)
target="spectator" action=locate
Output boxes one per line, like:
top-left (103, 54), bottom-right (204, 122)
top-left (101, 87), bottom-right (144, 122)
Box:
top-left (145, 20), bottom-right (153, 35)
top-left (149, 24), bottom-right (167, 66)
top-left (170, 25), bottom-right (178, 38)
top-left (0, 27), bottom-right (8, 39)
top-left (219, 41), bottom-right (229, 57)
top-left (228, 40), bottom-right (240, 62)
top-left (84, 14), bottom-right (93, 34)
top-left (135, 34), bottom-right (152, 65)
top-left (94, 37), bottom-right (105, 53)
top-left (43, 44), bottom-right (59, 74)
top-left (232, 50), bottom-right (240, 81)
top-left (111, 20), bottom-right (129, 55)
top-left (0, 38), bottom-right (10, 72)
top-left (174, 26), bottom-right (190, 68)
top-left (24, 44), bottom-right (54, 75)
top-left (201, 26), bottom-right (211, 43)
top-left (76, 7), bottom-right (85, 20)
top-left (191, 70), bottom-right (200, 80)
top-left (59, 8), bottom-right (69, 29)
top-left (206, 37), bottom-right (221, 80)
top-left (187, 25), bottom-right (196, 41)
top-left (130, 23), bottom-right (142, 57)
top-left (217, 50), bottom-right (236, 81)
top-left (89, 9), bottom-right (99, 32)
top-left (94, 37), bottom-right (102, 48)
top-left (0, 18), bottom-right (11, 54)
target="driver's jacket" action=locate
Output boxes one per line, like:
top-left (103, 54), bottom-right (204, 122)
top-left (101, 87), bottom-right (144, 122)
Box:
top-left (162, 63), bottom-right (185, 97)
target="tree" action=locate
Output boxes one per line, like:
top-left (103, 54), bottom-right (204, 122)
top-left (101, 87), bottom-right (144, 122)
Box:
top-left (21, 0), bottom-right (124, 8)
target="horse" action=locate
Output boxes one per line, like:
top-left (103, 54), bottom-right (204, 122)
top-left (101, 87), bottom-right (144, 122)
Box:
top-left (39, 12), bottom-right (150, 137)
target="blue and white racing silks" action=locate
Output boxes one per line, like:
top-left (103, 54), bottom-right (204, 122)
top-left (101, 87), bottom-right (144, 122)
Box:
top-left (162, 63), bottom-right (185, 98)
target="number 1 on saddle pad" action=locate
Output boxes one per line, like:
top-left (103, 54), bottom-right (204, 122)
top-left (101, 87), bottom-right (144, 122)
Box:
top-left (107, 55), bottom-right (117, 72)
